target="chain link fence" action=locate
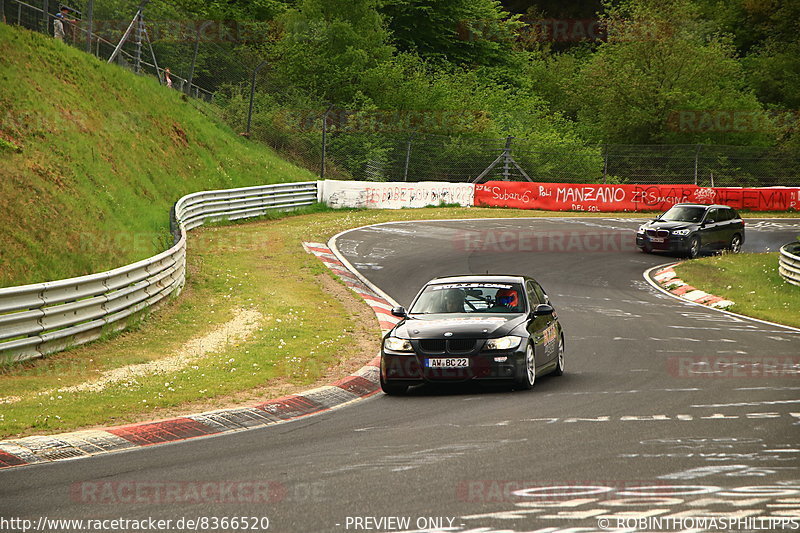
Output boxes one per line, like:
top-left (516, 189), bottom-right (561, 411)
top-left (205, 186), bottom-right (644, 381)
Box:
top-left (321, 132), bottom-right (800, 186)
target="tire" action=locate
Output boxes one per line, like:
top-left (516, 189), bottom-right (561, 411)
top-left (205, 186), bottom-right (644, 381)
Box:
top-left (639, 243), bottom-right (651, 254)
top-left (515, 344), bottom-right (536, 390)
top-left (552, 335), bottom-right (565, 376)
top-left (729, 233), bottom-right (742, 253)
top-left (380, 374), bottom-right (408, 396)
top-left (686, 236), bottom-right (700, 259)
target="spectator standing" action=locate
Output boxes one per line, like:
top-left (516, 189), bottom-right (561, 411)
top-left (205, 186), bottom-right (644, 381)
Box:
top-left (165, 68), bottom-right (173, 89)
top-left (53, 7), bottom-right (75, 42)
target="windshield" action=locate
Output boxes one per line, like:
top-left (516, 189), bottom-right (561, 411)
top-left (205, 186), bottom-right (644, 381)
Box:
top-left (409, 283), bottom-right (525, 314)
top-left (659, 206), bottom-right (706, 223)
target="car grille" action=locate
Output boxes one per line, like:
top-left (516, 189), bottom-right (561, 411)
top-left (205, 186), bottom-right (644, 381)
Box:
top-left (419, 339), bottom-right (446, 352)
top-left (646, 229), bottom-right (669, 237)
top-left (448, 339), bottom-right (476, 352)
top-left (418, 339), bottom-right (477, 353)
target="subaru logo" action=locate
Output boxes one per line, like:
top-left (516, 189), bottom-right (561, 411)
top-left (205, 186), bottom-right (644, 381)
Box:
top-left (444, 332), bottom-right (453, 337)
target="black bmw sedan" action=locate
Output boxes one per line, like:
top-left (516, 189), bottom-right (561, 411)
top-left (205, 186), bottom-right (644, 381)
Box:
top-left (380, 275), bottom-right (565, 395)
top-left (636, 203), bottom-right (745, 258)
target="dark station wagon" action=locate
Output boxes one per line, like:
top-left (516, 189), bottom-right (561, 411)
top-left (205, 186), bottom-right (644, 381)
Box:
top-left (380, 275), bottom-right (565, 395)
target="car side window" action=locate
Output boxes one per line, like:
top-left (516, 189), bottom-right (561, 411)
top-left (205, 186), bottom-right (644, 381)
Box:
top-left (719, 208), bottom-right (732, 221)
top-left (705, 208), bottom-right (718, 224)
top-left (526, 282), bottom-right (540, 308)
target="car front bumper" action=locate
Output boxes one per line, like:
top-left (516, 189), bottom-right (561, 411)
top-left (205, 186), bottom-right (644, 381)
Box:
top-left (636, 233), bottom-right (691, 253)
top-left (381, 347), bottom-right (526, 385)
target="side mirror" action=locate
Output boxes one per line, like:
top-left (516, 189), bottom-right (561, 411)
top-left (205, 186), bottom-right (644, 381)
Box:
top-left (531, 304), bottom-right (554, 317)
top-left (391, 306), bottom-right (407, 318)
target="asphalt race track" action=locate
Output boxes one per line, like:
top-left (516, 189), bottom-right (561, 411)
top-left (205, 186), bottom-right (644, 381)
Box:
top-left (2, 217), bottom-right (800, 533)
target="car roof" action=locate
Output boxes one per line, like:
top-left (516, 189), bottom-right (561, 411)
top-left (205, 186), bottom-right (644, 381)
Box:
top-left (672, 203), bottom-right (735, 209)
top-left (427, 275), bottom-right (527, 285)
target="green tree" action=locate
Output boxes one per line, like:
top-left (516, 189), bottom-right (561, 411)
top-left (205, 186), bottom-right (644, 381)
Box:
top-left (380, 0), bottom-right (523, 66)
top-left (270, 0), bottom-right (394, 102)
top-left (572, 0), bottom-right (768, 145)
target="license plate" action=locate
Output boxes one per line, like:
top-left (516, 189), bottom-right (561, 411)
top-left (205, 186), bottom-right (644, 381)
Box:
top-left (426, 358), bottom-right (469, 368)
top-left (650, 237), bottom-right (665, 243)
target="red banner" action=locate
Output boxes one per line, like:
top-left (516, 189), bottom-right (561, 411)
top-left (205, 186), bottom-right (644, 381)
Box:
top-left (474, 182), bottom-right (800, 212)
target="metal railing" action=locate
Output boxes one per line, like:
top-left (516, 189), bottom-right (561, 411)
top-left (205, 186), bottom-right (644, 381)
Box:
top-left (0, 181), bottom-right (318, 365)
top-left (779, 243), bottom-right (800, 287)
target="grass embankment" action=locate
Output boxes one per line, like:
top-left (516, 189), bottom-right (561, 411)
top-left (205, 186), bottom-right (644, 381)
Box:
top-left (675, 252), bottom-right (800, 328)
top-left (0, 206), bottom-right (653, 438)
top-left (0, 24), bottom-right (314, 287)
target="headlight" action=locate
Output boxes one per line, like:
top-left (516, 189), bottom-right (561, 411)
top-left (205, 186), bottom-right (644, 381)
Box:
top-left (672, 229), bottom-right (691, 236)
top-left (384, 337), bottom-right (413, 352)
top-left (486, 336), bottom-right (523, 350)
top-left (637, 225), bottom-right (646, 234)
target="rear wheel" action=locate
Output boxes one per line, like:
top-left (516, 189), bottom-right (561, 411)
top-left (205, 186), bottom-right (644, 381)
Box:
top-left (515, 344), bottom-right (536, 390)
top-left (552, 335), bottom-right (565, 376)
top-left (380, 374), bottom-right (408, 396)
top-left (729, 233), bottom-right (742, 253)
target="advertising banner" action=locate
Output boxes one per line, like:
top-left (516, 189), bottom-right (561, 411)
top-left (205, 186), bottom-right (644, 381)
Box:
top-left (320, 180), bottom-right (474, 210)
top-left (474, 182), bottom-right (800, 212)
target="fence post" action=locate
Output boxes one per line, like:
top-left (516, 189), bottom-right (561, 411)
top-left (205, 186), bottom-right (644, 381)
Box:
top-left (41, 0), bottom-right (48, 32)
top-left (694, 144), bottom-right (701, 186)
top-left (185, 27), bottom-right (200, 94)
top-left (403, 132), bottom-right (414, 182)
top-left (84, 0), bottom-right (93, 53)
top-left (246, 60), bottom-right (268, 136)
top-left (502, 136), bottom-right (513, 181)
top-left (602, 144), bottom-right (608, 184)
top-left (320, 104), bottom-right (334, 179)
top-left (133, 10), bottom-right (143, 73)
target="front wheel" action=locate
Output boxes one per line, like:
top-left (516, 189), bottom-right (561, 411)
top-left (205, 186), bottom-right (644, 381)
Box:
top-left (515, 344), bottom-right (536, 390)
top-left (686, 236), bottom-right (700, 259)
top-left (552, 335), bottom-right (565, 376)
top-left (380, 374), bottom-right (408, 395)
top-left (729, 233), bottom-right (742, 253)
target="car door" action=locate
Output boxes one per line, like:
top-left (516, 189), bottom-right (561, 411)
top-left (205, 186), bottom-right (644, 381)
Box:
top-left (525, 281), bottom-right (550, 369)
top-left (526, 281), bottom-right (556, 365)
top-left (700, 208), bottom-right (722, 248)
top-left (534, 281), bottom-right (559, 364)
top-left (717, 208), bottom-right (734, 245)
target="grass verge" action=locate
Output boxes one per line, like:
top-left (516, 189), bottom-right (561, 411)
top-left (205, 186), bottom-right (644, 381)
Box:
top-left (674, 252), bottom-right (800, 328)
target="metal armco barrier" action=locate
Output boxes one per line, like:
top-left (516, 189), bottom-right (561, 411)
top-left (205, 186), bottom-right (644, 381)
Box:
top-left (779, 243), bottom-right (800, 287)
top-left (0, 181), bottom-right (318, 364)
